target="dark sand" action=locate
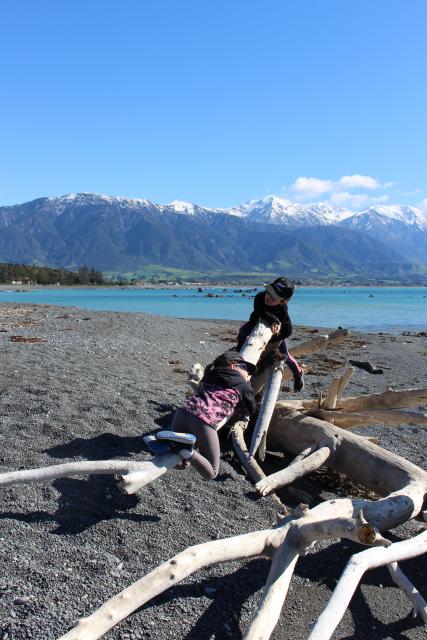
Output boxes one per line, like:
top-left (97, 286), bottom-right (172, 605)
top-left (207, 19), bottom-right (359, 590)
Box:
top-left (0, 303), bottom-right (426, 640)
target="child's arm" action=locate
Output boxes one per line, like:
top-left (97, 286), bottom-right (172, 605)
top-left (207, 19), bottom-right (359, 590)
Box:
top-left (278, 311), bottom-right (292, 341)
top-left (253, 293), bottom-right (281, 327)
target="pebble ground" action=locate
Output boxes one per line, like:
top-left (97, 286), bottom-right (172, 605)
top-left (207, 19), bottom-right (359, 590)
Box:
top-left (0, 303), bottom-right (426, 640)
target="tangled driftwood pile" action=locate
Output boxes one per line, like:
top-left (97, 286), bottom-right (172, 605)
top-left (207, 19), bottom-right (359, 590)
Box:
top-left (0, 323), bottom-right (426, 639)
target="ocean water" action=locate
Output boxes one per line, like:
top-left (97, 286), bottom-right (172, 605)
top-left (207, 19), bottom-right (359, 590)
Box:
top-left (0, 286), bottom-right (426, 333)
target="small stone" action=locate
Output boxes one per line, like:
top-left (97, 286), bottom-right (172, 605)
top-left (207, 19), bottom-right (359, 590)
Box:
top-left (13, 596), bottom-right (31, 605)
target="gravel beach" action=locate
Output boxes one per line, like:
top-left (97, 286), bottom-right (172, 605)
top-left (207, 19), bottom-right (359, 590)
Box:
top-left (0, 303), bottom-right (426, 640)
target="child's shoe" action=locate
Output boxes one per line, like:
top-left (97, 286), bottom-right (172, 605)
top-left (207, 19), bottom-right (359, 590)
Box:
top-left (156, 430), bottom-right (196, 447)
top-left (178, 447), bottom-right (194, 460)
top-left (143, 434), bottom-right (174, 455)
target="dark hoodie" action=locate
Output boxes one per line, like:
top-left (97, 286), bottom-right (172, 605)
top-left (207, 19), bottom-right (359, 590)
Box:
top-left (202, 365), bottom-right (256, 417)
top-left (248, 291), bottom-right (292, 342)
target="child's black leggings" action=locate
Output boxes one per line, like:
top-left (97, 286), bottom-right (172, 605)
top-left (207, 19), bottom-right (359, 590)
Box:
top-left (172, 409), bottom-right (220, 480)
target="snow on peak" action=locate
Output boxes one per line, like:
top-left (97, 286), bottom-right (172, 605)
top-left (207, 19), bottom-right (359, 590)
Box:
top-left (167, 200), bottom-right (197, 215)
top-left (49, 193), bottom-right (152, 207)
top-left (352, 204), bottom-right (427, 229)
top-left (13, 192), bottom-right (427, 232)
top-left (226, 195), bottom-right (347, 227)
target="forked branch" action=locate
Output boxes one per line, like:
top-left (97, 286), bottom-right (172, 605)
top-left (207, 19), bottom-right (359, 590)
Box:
top-left (57, 499), bottom-right (392, 640)
top-left (308, 525), bottom-right (427, 639)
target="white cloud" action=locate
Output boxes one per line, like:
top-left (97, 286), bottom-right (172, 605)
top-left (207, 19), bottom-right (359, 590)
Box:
top-left (291, 177), bottom-right (333, 197)
top-left (280, 174), bottom-right (425, 211)
top-left (329, 192), bottom-right (389, 208)
top-left (338, 174), bottom-right (379, 190)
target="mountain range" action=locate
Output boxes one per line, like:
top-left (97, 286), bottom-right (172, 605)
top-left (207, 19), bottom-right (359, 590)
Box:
top-left (0, 193), bottom-right (426, 281)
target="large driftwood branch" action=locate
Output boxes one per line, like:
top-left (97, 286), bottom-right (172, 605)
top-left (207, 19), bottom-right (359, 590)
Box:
top-left (312, 407), bottom-right (427, 429)
top-left (57, 499), bottom-right (389, 640)
top-left (308, 526), bottom-right (427, 640)
top-left (250, 362), bottom-right (284, 459)
top-left (280, 387), bottom-right (427, 413)
top-left (58, 527), bottom-right (275, 640)
top-left (387, 561), bottom-right (427, 623)
top-left (240, 320), bottom-right (272, 367)
top-left (267, 409), bottom-right (427, 526)
top-left (118, 453), bottom-right (182, 493)
top-left (244, 529), bottom-right (299, 640)
top-left (0, 455), bottom-right (181, 493)
top-left (247, 328), bottom-right (350, 456)
top-left (230, 421), bottom-right (287, 510)
top-left (338, 387), bottom-right (427, 412)
top-left (256, 446), bottom-right (331, 496)
top-left (292, 328), bottom-right (351, 357)
top-left (245, 502), bottom-right (390, 640)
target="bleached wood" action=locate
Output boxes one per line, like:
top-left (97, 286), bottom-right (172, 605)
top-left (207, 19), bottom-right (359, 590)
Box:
top-left (269, 409), bottom-right (427, 524)
top-left (250, 362), bottom-right (284, 459)
top-left (0, 455), bottom-right (183, 495)
top-left (256, 446), bottom-right (331, 496)
top-left (338, 387), bottom-right (427, 412)
top-left (239, 320), bottom-right (272, 368)
top-left (323, 377), bottom-right (341, 410)
top-left (245, 501), bottom-right (389, 640)
top-left (358, 436), bottom-right (380, 445)
top-left (308, 528), bottom-right (427, 640)
top-left (275, 386), bottom-right (427, 413)
top-left (231, 421), bottom-right (286, 509)
top-left (259, 431), bottom-right (267, 461)
top-left (291, 328), bottom-right (350, 358)
top-left (289, 446), bottom-right (317, 465)
top-left (58, 499), bottom-right (392, 640)
top-left (58, 529), bottom-right (274, 640)
top-left (0, 460), bottom-right (149, 487)
top-left (118, 453), bottom-right (182, 494)
top-left (312, 408), bottom-right (427, 429)
top-left (336, 366), bottom-right (354, 397)
top-left (388, 562), bottom-right (427, 623)
top-left (244, 537), bottom-right (299, 640)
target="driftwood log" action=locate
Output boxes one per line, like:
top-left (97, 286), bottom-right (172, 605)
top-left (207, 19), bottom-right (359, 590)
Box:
top-left (0, 324), bottom-right (426, 639)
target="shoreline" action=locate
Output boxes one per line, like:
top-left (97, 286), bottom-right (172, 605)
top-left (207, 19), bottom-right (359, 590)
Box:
top-left (0, 303), bottom-right (426, 639)
top-left (1, 281), bottom-right (427, 291)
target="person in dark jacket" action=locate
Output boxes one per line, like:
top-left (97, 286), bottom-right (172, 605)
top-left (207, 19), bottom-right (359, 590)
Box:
top-left (157, 350), bottom-right (257, 480)
top-left (237, 277), bottom-right (304, 392)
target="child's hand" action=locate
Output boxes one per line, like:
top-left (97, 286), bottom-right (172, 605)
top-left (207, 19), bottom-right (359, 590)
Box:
top-left (271, 322), bottom-right (281, 335)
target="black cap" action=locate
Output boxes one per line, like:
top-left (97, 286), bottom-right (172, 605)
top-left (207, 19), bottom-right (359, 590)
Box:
top-left (213, 350), bottom-right (257, 375)
top-left (267, 277), bottom-right (295, 301)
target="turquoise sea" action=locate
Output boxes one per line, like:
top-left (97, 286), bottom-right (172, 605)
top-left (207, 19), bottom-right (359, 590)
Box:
top-left (0, 286), bottom-right (426, 333)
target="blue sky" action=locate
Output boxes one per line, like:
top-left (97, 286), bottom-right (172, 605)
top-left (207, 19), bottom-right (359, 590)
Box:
top-left (1, 0), bottom-right (426, 210)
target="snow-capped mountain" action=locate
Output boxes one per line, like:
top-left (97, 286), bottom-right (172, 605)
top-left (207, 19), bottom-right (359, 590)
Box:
top-left (340, 204), bottom-right (427, 231)
top-left (226, 196), bottom-right (352, 227)
top-left (0, 192), bottom-right (426, 276)
top-left (338, 205), bottom-right (427, 263)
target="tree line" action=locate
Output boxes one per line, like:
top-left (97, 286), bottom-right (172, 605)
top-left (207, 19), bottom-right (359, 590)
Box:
top-left (0, 263), bottom-right (106, 285)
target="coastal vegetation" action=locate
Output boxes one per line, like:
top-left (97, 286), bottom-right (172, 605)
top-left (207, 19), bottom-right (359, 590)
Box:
top-left (0, 263), bottom-right (105, 286)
